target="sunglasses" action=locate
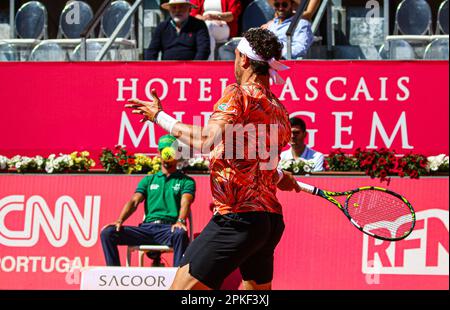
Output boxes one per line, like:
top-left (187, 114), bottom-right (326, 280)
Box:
top-left (274, 2), bottom-right (289, 8)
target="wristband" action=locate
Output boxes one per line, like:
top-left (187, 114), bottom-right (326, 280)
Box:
top-left (177, 218), bottom-right (186, 224)
top-left (155, 111), bottom-right (179, 135)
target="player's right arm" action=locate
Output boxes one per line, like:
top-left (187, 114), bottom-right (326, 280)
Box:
top-left (126, 85), bottom-right (243, 152)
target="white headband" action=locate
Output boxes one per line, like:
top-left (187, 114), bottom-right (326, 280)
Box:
top-left (236, 38), bottom-right (290, 85)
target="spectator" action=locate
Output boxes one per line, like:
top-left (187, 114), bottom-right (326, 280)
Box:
top-left (100, 135), bottom-right (196, 267)
top-left (301, 0), bottom-right (321, 21)
top-left (190, 0), bottom-right (242, 59)
top-left (280, 117), bottom-right (324, 171)
top-left (263, 0), bottom-right (315, 59)
top-left (145, 0), bottom-right (210, 60)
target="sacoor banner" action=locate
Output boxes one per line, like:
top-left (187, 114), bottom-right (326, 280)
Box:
top-left (0, 61), bottom-right (448, 159)
top-left (0, 175), bottom-right (448, 289)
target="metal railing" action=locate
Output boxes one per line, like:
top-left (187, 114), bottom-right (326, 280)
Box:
top-left (80, 0), bottom-right (112, 61)
top-left (286, 0), bottom-right (310, 60)
top-left (79, 0), bottom-right (143, 61)
top-left (95, 0), bottom-right (143, 61)
top-left (9, 0), bottom-right (15, 38)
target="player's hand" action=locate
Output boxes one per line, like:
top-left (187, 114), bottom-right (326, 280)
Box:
top-left (171, 222), bottom-right (187, 233)
top-left (125, 89), bottom-right (162, 122)
top-left (102, 219), bottom-right (123, 232)
top-left (277, 170), bottom-right (301, 192)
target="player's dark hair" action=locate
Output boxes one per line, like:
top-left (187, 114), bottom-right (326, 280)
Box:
top-left (243, 28), bottom-right (283, 75)
top-left (289, 117), bottom-right (306, 132)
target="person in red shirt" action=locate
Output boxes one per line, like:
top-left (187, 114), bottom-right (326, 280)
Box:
top-left (126, 28), bottom-right (300, 290)
top-left (190, 0), bottom-right (242, 59)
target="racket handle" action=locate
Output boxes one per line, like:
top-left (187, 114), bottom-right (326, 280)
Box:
top-left (296, 181), bottom-right (317, 195)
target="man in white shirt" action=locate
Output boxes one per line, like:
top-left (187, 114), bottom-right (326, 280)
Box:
top-left (280, 117), bottom-right (324, 171)
top-left (262, 0), bottom-right (317, 59)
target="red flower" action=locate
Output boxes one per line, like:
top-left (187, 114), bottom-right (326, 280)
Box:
top-left (119, 159), bottom-right (126, 166)
top-left (419, 160), bottom-right (427, 168)
top-left (378, 157), bottom-right (387, 166)
top-left (379, 170), bottom-right (387, 178)
top-left (372, 164), bottom-right (378, 172)
top-left (128, 158), bottom-right (135, 165)
top-left (409, 170), bottom-right (419, 178)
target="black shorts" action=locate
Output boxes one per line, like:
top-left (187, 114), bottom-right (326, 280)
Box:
top-left (179, 212), bottom-right (285, 289)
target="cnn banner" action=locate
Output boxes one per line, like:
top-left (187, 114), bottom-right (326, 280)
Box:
top-left (0, 61), bottom-right (448, 159)
top-left (0, 175), bottom-right (447, 290)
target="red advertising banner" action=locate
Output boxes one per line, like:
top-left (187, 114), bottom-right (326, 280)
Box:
top-left (0, 61), bottom-right (448, 160)
top-left (0, 175), bottom-right (448, 290)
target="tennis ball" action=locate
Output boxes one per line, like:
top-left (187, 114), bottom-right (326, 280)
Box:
top-left (161, 147), bottom-right (176, 161)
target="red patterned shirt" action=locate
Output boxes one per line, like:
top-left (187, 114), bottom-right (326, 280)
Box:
top-left (208, 82), bottom-right (291, 215)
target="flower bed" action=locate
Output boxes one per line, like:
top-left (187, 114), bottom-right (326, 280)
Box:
top-left (1, 147), bottom-right (448, 182)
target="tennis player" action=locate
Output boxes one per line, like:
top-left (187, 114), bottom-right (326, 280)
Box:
top-left (126, 28), bottom-right (300, 290)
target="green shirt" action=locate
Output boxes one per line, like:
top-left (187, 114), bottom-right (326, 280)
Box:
top-left (135, 171), bottom-right (196, 223)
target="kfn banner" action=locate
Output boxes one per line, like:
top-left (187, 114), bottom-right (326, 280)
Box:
top-left (0, 175), bottom-right (447, 290)
top-left (0, 61), bottom-right (448, 159)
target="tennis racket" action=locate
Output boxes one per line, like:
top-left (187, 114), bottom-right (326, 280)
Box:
top-left (296, 181), bottom-right (416, 241)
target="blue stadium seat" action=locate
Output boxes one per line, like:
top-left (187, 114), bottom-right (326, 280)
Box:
top-left (71, 41), bottom-right (112, 61)
top-left (437, 0), bottom-right (449, 34)
top-left (15, 1), bottom-right (48, 39)
top-left (423, 38), bottom-right (449, 59)
top-left (29, 41), bottom-right (68, 61)
top-left (0, 43), bottom-right (19, 61)
top-left (101, 0), bottom-right (134, 39)
top-left (241, 0), bottom-right (275, 33)
top-left (59, 1), bottom-right (94, 39)
top-left (379, 40), bottom-right (416, 60)
top-left (394, 0), bottom-right (432, 35)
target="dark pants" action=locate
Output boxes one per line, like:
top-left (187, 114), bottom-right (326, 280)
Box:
top-left (100, 223), bottom-right (189, 267)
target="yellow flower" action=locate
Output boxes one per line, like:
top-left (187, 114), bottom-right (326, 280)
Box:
top-left (70, 152), bottom-right (78, 160)
top-left (81, 151), bottom-right (90, 157)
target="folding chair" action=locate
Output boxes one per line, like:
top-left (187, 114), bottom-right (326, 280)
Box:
top-left (126, 212), bottom-right (194, 267)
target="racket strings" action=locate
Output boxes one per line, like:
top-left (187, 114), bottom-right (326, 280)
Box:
top-left (346, 190), bottom-right (414, 239)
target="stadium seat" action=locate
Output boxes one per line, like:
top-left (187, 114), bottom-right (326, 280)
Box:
top-left (29, 41), bottom-right (68, 61)
top-left (126, 212), bottom-right (194, 267)
top-left (71, 41), bottom-right (112, 61)
top-left (423, 38), bottom-right (449, 59)
top-left (101, 0), bottom-right (134, 39)
top-left (241, 0), bottom-right (275, 33)
top-left (0, 43), bottom-right (19, 61)
top-left (378, 40), bottom-right (416, 60)
top-left (436, 0), bottom-right (449, 35)
top-left (394, 0), bottom-right (432, 35)
top-left (58, 1), bottom-right (94, 39)
top-left (15, 1), bottom-right (48, 39)
top-left (217, 37), bottom-right (242, 60)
